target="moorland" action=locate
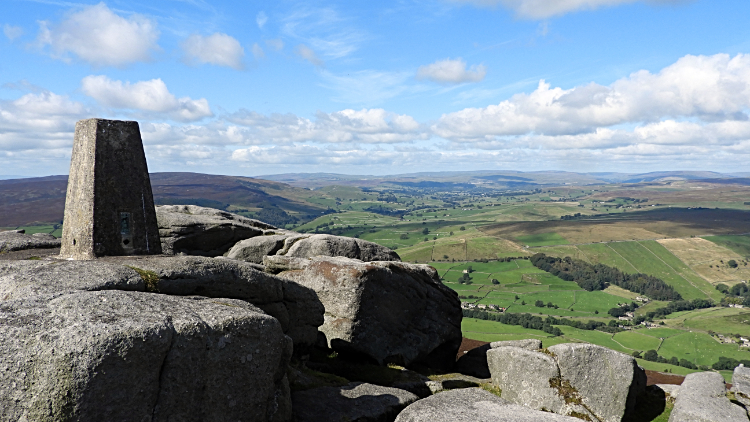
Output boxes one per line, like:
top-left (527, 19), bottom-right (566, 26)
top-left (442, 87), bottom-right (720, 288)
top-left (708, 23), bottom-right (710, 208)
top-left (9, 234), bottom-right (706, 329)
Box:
top-left (2, 169), bottom-right (750, 382)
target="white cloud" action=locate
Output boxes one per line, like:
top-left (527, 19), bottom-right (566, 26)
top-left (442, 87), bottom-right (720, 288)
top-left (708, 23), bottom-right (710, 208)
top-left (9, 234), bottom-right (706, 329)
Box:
top-left (3, 24), bottom-right (23, 41)
top-left (265, 39), bottom-right (284, 51)
top-left (36, 2), bottom-right (159, 67)
top-left (433, 53), bottom-right (750, 140)
top-left (226, 108), bottom-right (425, 144)
top-left (81, 75), bottom-right (213, 122)
top-left (0, 91), bottom-right (87, 164)
top-left (417, 58), bottom-right (487, 84)
top-left (256, 11), bottom-right (268, 29)
top-left (252, 43), bottom-right (265, 59)
top-left (295, 44), bottom-right (324, 67)
top-left (451, 0), bottom-right (689, 19)
top-left (182, 33), bottom-right (245, 69)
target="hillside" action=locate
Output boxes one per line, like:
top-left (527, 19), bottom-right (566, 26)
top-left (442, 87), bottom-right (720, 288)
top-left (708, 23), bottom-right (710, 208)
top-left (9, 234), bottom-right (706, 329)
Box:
top-left (0, 172), bottom-right (329, 228)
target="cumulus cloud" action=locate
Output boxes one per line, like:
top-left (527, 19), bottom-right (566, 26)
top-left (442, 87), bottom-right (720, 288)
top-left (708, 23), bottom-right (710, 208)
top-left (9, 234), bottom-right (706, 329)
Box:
top-left (182, 33), bottom-right (245, 69)
top-left (3, 24), bottom-right (23, 41)
top-left (0, 91), bottom-right (88, 168)
top-left (81, 75), bottom-right (213, 122)
top-left (295, 44), bottom-right (324, 67)
top-left (417, 58), bottom-right (487, 84)
top-left (36, 3), bottom-right (159, 67)
top-left (450, 0), bottom-right (689, 19)
top-left (226, 108), bottom-right (425, 144)
top-left (433, 53), bottom-right (750, 141)
top-left (256, 11), bottom-right (268, 29)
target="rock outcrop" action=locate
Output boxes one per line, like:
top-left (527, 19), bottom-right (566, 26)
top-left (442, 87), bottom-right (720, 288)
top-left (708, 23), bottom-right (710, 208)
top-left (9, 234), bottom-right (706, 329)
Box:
top-left (155, 205), bottom-right (281, 256)
top-left (292, 382), bottom-right (418, 422)
top-left (487, 343), bottom-right (646, 422)
top-left (394, 388), bottom-right (583, 422)
top-left (228, 233), bottom-right (400, 264)
top-left (670, 372), bottom-right (748, 422)
top-left (456, 339), bottom-right (543, 378)
top-left (269, 255), bottom-right (462, 369)
top-left (0, 256), bottom-right (324, 353)
top-left (733, 364), bottom-right (750, 406)
top-left (0, 230), bottom-right (60, 252)
top-left (0, 290), bottom-right (292, 422)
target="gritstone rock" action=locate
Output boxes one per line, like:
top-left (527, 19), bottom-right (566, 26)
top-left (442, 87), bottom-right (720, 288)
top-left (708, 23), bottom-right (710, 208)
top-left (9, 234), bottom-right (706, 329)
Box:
top-left (670, 371), bottom-right (749, 422)
top-left (733, 364), bottom-right (750, 406)
top-left (548, 343), bottom-right (647, 422)
top-left (456, 339), bottom-right (542, 378)
top-left (490, 339), bottom-right (542, 350)
top-left (0, 290), bottom-right (292, 422)
top-left (156, 205), bottom-right (280, 256)
top-left (0, 230), bottom-right (61, 253)
top-left (393, 388), bottom-right (584, 422)
top-left (487, 343), bottom-right (646, 422)
top-left (292, 382), bottom-right (418, 422)
top-left (269, 255), bottom-right (462, 370)
top-left (228, 233), bottom-right (401, 264)
top-left (0, 256), bottom-right (324, 352)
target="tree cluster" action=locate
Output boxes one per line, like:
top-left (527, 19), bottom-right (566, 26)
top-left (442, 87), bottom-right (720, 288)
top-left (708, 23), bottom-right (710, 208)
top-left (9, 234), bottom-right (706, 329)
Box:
top-left (639, 350), bottom-right (698, 369)
top-left (530, 253), bottom-right (682, 301)
top-left (644, 299), bottom-right (714, 319)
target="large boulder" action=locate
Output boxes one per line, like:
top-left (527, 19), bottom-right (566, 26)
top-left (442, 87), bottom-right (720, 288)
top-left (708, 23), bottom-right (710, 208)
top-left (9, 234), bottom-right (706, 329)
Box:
top-left (0, 290), bottom-right (292, 422)
top-left (456, 339), bottom-right (543, 378)
top-left (733, 364), bottom-right (750, 405)
top-left (228, 233), bottom-right (400, 264)
top-left (0, 256), bottom-right (324, 352)
top-left (487, 343), bottom-right (646, 422)
top-left (670, 372), bottom-right (749, 422)
top-left (292, 382), bottom-right (418, 422)
top-left (394, 388), bottom-right (584, 422)
top-left (269, 255), bottom-right (462, 370)
top-left (155, 205), bottom-right (282, 256)
top-left (548, 343), bottom-right (647, 422)
top-left (0, 230), bottom-right (60, 252)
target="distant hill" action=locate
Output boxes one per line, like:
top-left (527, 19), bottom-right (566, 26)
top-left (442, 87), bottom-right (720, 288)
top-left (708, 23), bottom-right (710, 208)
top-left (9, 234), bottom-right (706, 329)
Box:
top-left (257, 170), bottom-right (737, 189)
top-left (0, 173), bottom-right (328, 228)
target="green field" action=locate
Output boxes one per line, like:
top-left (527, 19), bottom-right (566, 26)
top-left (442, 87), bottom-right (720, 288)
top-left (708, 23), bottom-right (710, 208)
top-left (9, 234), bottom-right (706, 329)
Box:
top-left (1, 224), bottom-right (61, 237)
top-left (704, 235), bottom-right (750, 258)
top-left (606, 241), bottom-right (719, 301)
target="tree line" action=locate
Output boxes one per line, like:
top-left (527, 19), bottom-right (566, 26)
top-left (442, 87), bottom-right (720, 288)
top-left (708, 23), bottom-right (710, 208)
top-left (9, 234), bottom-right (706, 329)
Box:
top-left (462, 309), bottom-right (624, 336)
top-left (530, 253), bottom-right (682, 301)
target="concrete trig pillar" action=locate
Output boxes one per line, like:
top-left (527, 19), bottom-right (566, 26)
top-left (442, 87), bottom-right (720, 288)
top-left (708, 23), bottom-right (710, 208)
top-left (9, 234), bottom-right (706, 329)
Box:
top-left (60, 118), bottom-right (162, 259)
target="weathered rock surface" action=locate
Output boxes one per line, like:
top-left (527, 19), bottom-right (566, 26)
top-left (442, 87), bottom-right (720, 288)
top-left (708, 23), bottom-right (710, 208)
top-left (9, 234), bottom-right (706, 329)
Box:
top-left (0, 256), bottom-right (324, 351)
top-left (271, 255), bottom-right (462, 369)
top-left (456, 339), bottom-right (543, 378)
top-left (0, 290), bottom-right (292, 422)
top-left (670, 372), bottom-right (749, 422)
top-left (0, 230), bottom-right (60, 252)
top-left (548, 342), bottom-right (647, 422)
top-left (733, 364), bottom-right (750, 405)
top-left (292, 382), bottom-right (418, 422)
top-left (228, 233), bottom-right (400, 264)
top-left (393, 388), bottom-right (583, 422)
top-left (490, 339), bottom-right (542, 350)
top-left (487, 343), bottom-right (646, 422)
top-left (156, 205), bottom-right (281, 256)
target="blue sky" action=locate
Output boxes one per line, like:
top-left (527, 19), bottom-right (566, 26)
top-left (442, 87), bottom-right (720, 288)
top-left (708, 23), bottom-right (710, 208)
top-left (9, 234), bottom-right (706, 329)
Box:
top-left (2, 0), bottom-right (750, 177)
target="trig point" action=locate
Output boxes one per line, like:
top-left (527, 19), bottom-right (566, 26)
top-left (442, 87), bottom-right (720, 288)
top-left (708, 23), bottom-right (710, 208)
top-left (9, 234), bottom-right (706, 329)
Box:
top-left (60, 118), bottom-right (162, 259)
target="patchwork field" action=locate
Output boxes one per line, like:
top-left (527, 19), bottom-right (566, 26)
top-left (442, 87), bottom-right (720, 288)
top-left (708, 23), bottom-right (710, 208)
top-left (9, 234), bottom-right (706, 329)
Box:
top-left (658, 237), bottom-right (750, 285)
